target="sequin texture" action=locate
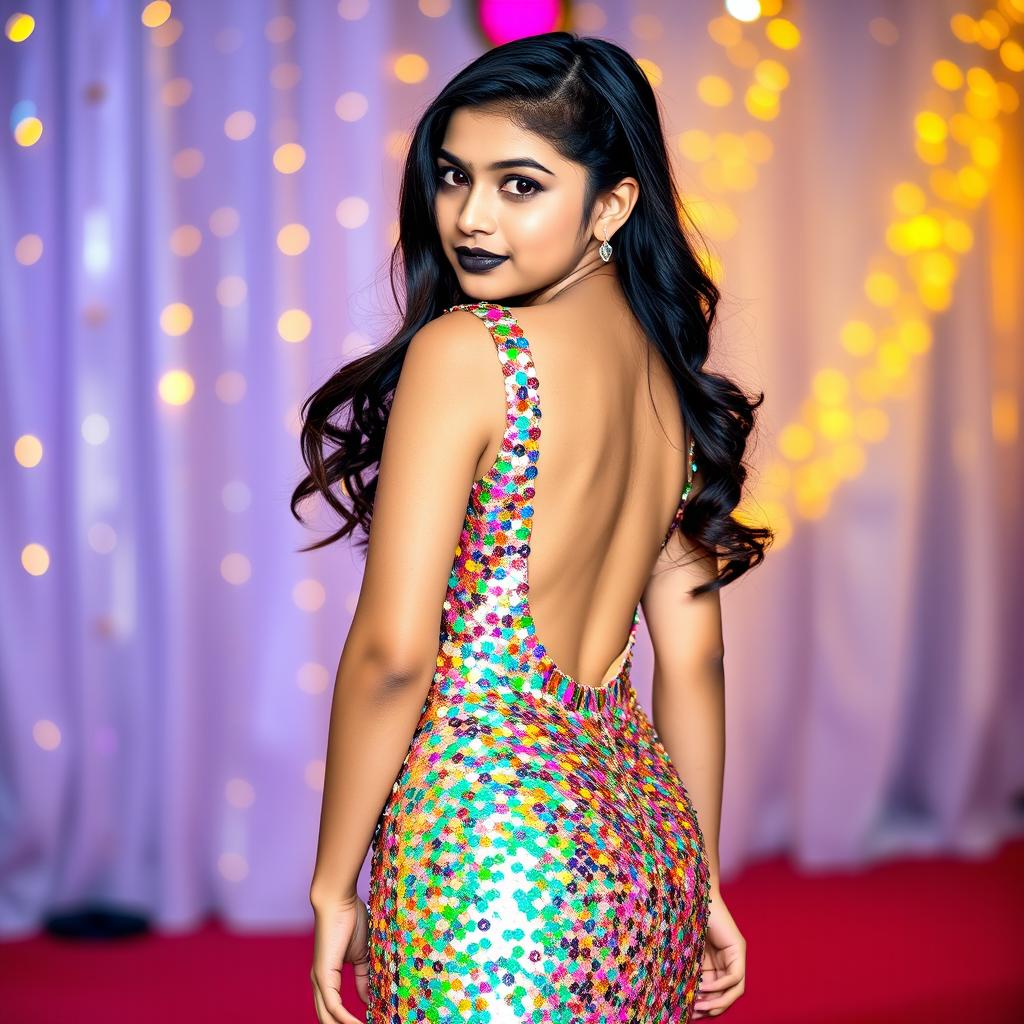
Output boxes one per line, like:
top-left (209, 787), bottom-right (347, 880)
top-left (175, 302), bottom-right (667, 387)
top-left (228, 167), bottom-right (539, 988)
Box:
top-left (366, 301), bottom-right (711, 1023)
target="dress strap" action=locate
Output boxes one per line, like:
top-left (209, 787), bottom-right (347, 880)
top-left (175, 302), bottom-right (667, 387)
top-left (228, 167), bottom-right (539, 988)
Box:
top-left (659, 435), bottom-right (698, 549)
top-left (441, 301), bottom-right (539, 499)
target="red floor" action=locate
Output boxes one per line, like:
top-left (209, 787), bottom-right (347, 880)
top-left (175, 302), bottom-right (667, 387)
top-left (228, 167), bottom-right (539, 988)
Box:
top-left (1, 839), bottom-right (1022, 1023)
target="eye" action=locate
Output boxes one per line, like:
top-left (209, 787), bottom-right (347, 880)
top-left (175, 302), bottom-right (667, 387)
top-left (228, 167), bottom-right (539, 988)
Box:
top-left (438, 166), bottom-right (467, 188)
top-left (501, 176), bottom-right (542, 199)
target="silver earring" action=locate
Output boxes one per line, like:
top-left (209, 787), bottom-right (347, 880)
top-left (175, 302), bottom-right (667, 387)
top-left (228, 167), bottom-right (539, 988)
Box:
top-left (599, 223), bottom-right (613, 263)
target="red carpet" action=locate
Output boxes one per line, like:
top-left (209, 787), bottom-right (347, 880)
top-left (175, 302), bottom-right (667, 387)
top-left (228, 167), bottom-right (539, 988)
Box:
top-left (1, 838), bottom-right (1021, 1022)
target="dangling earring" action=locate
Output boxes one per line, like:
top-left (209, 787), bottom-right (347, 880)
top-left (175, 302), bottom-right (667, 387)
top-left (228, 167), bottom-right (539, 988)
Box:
top-left (599, 222), bottom-right (613, 263)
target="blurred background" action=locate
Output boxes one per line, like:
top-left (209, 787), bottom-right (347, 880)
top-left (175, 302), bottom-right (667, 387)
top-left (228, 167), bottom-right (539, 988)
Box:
top-left (1, 0), bottom-right (1022, 1021)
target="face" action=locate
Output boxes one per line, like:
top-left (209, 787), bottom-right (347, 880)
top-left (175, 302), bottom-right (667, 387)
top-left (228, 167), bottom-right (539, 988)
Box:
top-left (433, 107), bottom-right (627, 305)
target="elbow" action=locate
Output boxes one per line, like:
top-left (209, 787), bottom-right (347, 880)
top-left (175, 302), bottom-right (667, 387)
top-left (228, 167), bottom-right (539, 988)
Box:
top-left (356, 642), bottom-right (438, 700)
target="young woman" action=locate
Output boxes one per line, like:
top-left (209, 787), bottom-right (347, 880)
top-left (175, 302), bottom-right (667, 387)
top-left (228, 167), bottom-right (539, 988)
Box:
top-left (293, 31), bottom-right (770, 1024)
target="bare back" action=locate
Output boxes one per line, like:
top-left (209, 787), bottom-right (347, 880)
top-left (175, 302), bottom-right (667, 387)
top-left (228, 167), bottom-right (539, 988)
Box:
top-left (465, 278), bottom-right (693, 689)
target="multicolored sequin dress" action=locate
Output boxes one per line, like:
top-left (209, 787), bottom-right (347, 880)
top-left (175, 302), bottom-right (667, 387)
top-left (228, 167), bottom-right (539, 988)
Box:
top-left (366, 301), bottom-right (711, 1023)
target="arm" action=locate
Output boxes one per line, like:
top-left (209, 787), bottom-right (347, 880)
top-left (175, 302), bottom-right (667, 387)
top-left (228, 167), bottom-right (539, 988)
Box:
top-left (308, 311), bottom-right (503, 909)
top-left (639, 467), bottom-right (725, 893)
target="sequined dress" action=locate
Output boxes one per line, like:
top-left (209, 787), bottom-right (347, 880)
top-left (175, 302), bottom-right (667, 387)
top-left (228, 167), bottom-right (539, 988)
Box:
top-left (366, 301), bottom-right (711, 1023)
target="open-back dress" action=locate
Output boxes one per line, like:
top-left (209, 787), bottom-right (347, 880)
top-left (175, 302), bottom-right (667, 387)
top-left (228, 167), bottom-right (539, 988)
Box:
top-left (366, 300), bottom-right (711, 1023)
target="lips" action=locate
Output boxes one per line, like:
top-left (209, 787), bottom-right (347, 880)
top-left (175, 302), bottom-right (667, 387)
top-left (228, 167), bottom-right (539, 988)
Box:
top-left (455, 245), bottom-right (509, 273)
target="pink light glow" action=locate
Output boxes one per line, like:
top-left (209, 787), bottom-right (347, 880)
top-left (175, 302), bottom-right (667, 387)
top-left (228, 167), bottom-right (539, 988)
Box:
top-left (478, 0), bottom-right (564, 46)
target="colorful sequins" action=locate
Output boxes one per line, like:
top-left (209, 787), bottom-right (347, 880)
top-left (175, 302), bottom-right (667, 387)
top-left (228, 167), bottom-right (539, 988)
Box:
top-left (366, 301), bottom-right (711, 1023)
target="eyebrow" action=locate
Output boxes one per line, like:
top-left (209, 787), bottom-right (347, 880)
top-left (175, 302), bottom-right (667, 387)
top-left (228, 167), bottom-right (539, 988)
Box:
top-left (436, 147), bottom-right (555, 176)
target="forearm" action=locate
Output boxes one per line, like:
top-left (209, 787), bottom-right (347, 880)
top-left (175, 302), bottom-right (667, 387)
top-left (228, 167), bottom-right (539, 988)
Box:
top-left (308, 639), bottom-right (435, 907)
top-left (650, 655), bottom-right (725, 891)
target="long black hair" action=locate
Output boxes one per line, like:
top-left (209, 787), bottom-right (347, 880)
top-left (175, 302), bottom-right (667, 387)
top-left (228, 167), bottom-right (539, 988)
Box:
top-left (290, 31), bottom-right (772, 596)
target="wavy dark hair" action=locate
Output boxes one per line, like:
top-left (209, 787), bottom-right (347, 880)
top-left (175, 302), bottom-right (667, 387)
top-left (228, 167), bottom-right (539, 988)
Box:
top-left (290, 31), bottom-right (772, 596)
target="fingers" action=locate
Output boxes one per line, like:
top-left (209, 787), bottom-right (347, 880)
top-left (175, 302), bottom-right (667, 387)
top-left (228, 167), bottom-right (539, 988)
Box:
top-left (352, 955), bottom-right (371, 1005)
top-left (696, 957), bottom-right (743, 993)
top-left (694, 975), bottom-right (745, 1016)
top-left (311, 968), bottom-right (364, 1024)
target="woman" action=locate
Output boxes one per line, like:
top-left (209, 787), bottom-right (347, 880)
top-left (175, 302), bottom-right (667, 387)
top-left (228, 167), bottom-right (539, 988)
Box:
top-left (293, 31), bottom-right (770, 1024)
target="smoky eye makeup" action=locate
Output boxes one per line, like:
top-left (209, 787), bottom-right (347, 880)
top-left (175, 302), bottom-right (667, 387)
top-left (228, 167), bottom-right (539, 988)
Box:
top-left (436, 164), bottom-right (544, 199)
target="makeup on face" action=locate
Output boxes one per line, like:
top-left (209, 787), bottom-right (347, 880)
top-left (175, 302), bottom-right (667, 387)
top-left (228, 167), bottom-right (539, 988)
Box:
top-left (454, 246), bottom-right (509, 273)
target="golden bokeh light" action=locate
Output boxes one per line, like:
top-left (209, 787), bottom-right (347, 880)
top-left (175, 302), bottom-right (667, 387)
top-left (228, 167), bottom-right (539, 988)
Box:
top-left (708, 14), bottom-right (743, 47)
top-left (950, 14), bottom-right (978, 44)
top-left (14, 116), bottom-right (43, 147)
top-left (5, 12), bottom-right (34, 41)
top-left (394, 53), bottom-right (429, 84)
top-left (14, 434), bottom-right (43, 467)
top-left (897, 318), bottom-right (932, 355)
top-left (724, 0), bottom-right (760, 23)
top-left (158, 369), bottom-right (196, 406)
top-left (160, 302), bottom-right (193, 336)
top-left (636, 58), bottom-right (663, 87)
top-left (856, 407), bottom-right (890, 443)
top-left (811, 368), bottom-right (849, 406)
top-left (864, 270), bottom-right (900, 307)
top-left (725, 39), bottom-right (759, 70)
top-left (745, 84), bottom-right (780, 120)
top-left (779, 423), bottom-right (814, 461)
top-left (754, 59), bottom-right (789, 91)
top-left (141, 1), bottom-right (171, 29)
top-left (933, 58), bottom-right (964, 90)
top-left (840, 320), bottom-right (875, 357)
top-left (273, 142), bottom-right (306, 174)
top-left (277, 223), bottom-right (310, 255)
top-left (278, 308), bottom-right (312, 343)
top-left (22, 542), bottom-right (50, 576)
top-left (816, 405), bottom-right (854, 442)
top-left (765, 17), bottom-right (801, 49)
top-left (679, 129), bottom-right (714, 162)
top-left (992, 390), bottom-right (1019, 444)
top-left (892, 181), bottom-right (926, 215)
top-left (697, 75), bottom-right (733, 107)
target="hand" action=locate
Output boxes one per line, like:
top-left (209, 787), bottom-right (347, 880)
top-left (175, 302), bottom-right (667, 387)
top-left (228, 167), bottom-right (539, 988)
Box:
top-left (310, 893), bottom-right (370, 1024)
top-left (692, 890), bottom-right (746, 1018)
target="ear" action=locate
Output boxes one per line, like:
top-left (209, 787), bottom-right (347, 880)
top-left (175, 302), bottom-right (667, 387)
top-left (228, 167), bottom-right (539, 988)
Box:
top-left (592, 176), bottom-right (640, 242)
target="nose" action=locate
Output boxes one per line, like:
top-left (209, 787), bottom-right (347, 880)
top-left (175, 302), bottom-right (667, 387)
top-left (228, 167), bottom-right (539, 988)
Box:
top-left (455, 183), bottom-right (497, 236)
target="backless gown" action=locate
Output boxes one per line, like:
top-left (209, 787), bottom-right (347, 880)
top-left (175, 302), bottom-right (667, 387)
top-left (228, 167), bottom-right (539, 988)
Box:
top-left (366, 301), bottom-right (712, 1023)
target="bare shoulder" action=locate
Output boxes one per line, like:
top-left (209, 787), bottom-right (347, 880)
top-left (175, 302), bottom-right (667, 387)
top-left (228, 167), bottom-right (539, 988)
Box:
top-left (395, 307), bottom-right (506, 452)
top-left (406, 306), bottom-right (497, 367)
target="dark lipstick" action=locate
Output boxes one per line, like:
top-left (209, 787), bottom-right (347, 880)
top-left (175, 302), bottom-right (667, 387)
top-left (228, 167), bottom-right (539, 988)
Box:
top-left (455, 245), bottom-right (509, 273)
